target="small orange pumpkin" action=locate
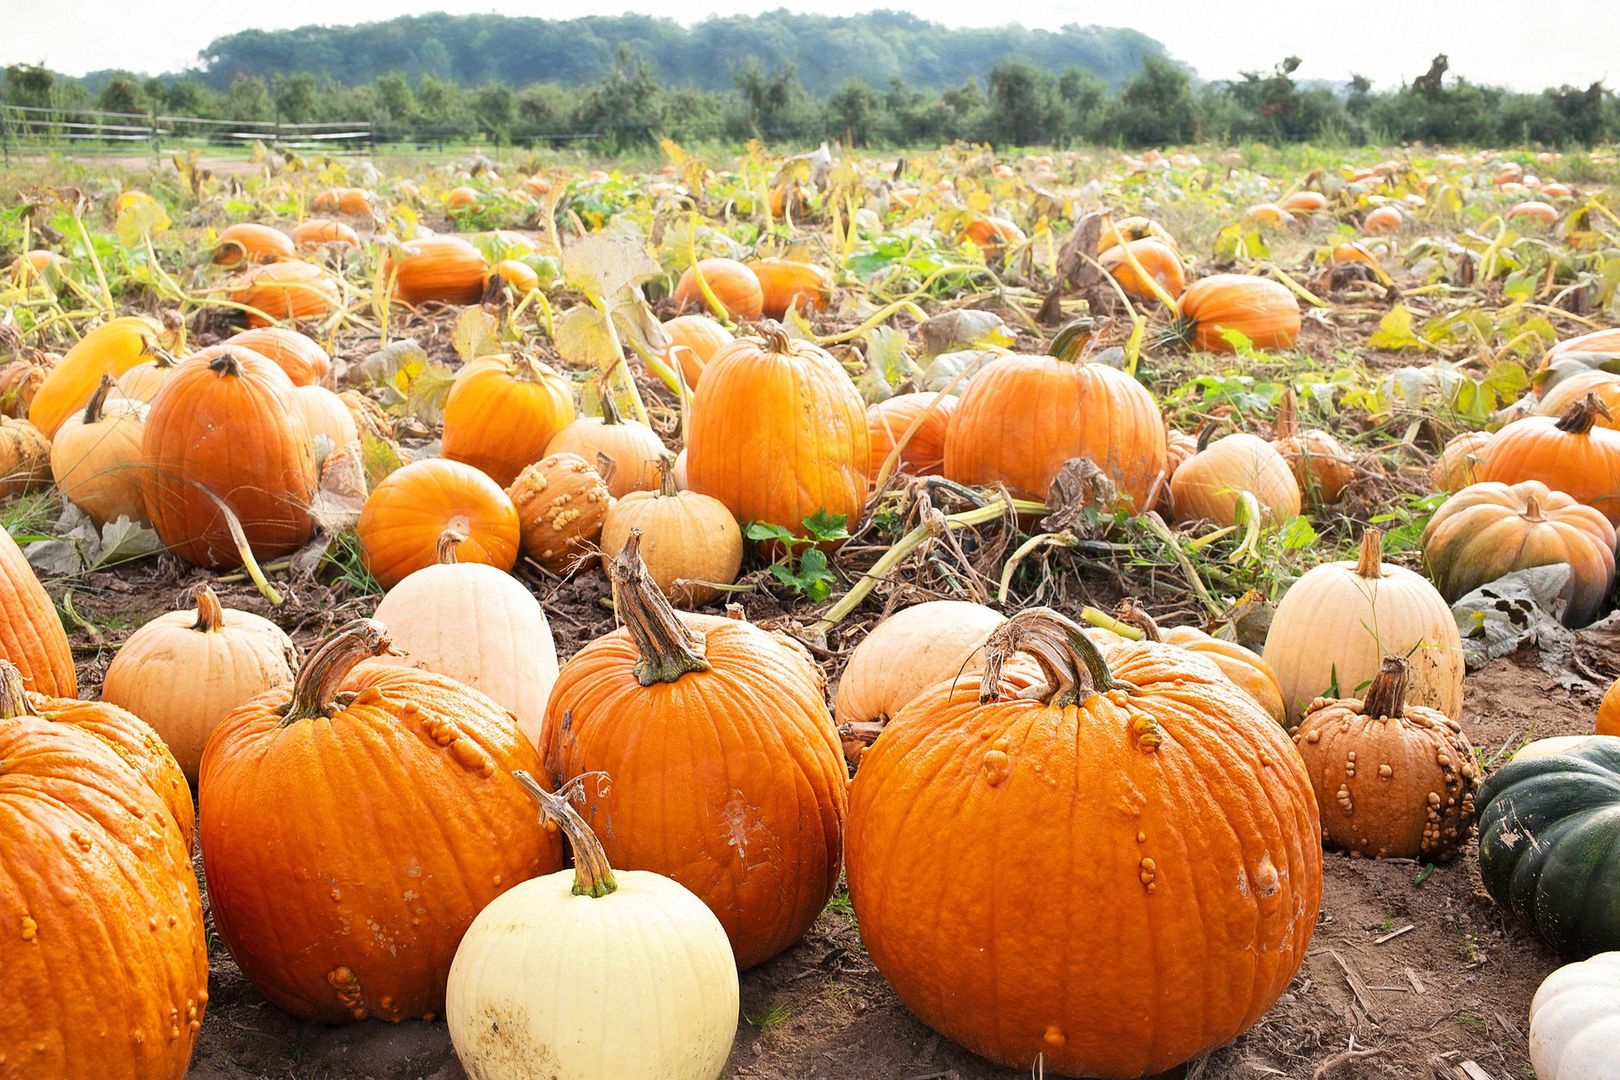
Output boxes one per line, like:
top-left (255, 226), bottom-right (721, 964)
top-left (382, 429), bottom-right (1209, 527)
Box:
top-left (1175, 274), bottom-right (1301, 352)
top-left (507, 453), bottom-right (612, 573)
top-left (290, 219), bottom-right (361, 249)
top-left (384, 236), bottom-right (489, 306)
top-left (1432, 430), bottom-right (1493, 491)
top-left (1363, 206), bottom-right (1404, 234)
top-left (1537, 370), bottom-right (1620, 428)
top-left (231, 261), bottom-right (342, 327)
top-left (214, 223), bottom-right (295, 267)
top-left (312, 187), bottom-right (373, 215)
top-left (1280, 191), bottom-right (1328, 213)
top-left (358, 458), bottom-right (520, 588)
top-left (1098, 238), bottom-right (1186, 301)
top-left (1477, 394), bottom-right (1620, 525)
top-left (866, 392), bottom-right (957, 483)
top-left (673, 258), bottom-right (763, 321)
top-left (747, 259), bottom-right (832, 318)
top-left (662, 315), bottom-right (734, 390)
top-left (544, 395), bottom-right (666, 498)
top-left (486, 259), bottom-right (539, 294)
top-left (224, 327), bottom-right (333, 387)
top-left (442, 354), bottom-right (576, 488)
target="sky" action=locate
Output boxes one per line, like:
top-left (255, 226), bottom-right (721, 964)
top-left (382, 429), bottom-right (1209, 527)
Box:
top-left (3, 0), bottom-right (1616, 92)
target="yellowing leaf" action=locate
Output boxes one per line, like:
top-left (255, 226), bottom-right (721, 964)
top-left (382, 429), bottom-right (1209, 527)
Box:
top-left (563, 234), bottom-right (661, 301)
top-left (114, 199), bottom-right (170, 246)
top-left (555, 305), bottom-right (621, 372)
top-left (451, 307), bottom-right (500, 364)
top-left (1368, 305), bottom-right (1424, 350)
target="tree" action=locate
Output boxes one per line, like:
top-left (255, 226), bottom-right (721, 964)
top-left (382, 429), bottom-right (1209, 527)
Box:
top-left (223, 74), bottom-right (272, 120)
top-left (985, 60), bottom-right (1061, 147)
top-left (734, 61), bottom-right (808, 141)
top-left (273, 73), bottom-right (317, 122)
top-left (374, 73), bottom-right (417, 122)
top-left (97, 75), bottom-right (145, 115)
top-left (1104, 54), bottom-right (1197, 145)
top-left (4, 65), bottom-right (55, 109)
top-left (472, 83), bottom-right (515, 142)
top-left (825, 80), bottom-right (878, 145)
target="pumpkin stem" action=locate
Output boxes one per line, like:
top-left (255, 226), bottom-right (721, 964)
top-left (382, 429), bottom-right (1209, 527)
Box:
top-left (435, 529), bottom-right (467, 565)
top-left (655, 452), bottom-right (679, 497)
top-left (610, 530), bottom-right (710, 685)
top-left (208, 349), bottom-right (245, 379)
top-left (1354, 527), bottom-right (1385, 579)
top-left (0, 661), bottom-right (39, 721)
top-left (514, 770), bottom-right (618, 898)
top-left (1363, 656), bottom-right (1410, 719)
top-left (1522, 494), bottom-right (1544, 522)
top-left (191, 585), bottom-right (225, 633)
top-left (1555, 392), bottom-right (1611, 434)
top-left (980, 607), bottom-right (1116, 709)
top-left (1274, 388), bottom-right (1298, 441)
top-left (1049, 318), bottom-right (1095, 363)
top-left (82, 374), bottom-right (116, 425)
top-left (1112, 598), bottom-right (1163, 642)
top-left (1194, 418), bottom-right (1224, 453)
top-left (759, 320), bottom-right (791, 354)
top-left (598, 389), bottom-right (624, 427)
top-left (278, 619), bottom-right (391, 726)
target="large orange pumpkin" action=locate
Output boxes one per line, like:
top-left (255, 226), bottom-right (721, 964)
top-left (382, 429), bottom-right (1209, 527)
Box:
top-left (540, 536), bottom-right (847, 969)
top-left (662, 314), bottom-right (734, 389)
top-left (747, 258), bottom-right (832, 318)
top-left (442, 354), bottom-right (576, 487)
top-left (384, 236), bottom-right (489, 306)
top-left (686, 324), bottom-right (868, 532)
top-left (213, 223), bottom-right (295, 267)
top-left (231, 261), bottom-right (342, 327)
top-left (846, 609), bottom-right (1321, 1078)
top-left (1098, 238), bottom-right (1186, 301)
top-left (1176, 274), bottom-right (1301, 352)
top-left (867, 392), bottom-right (957, 483)
top-left (944, 353), bottom-right (1167, 509)
top-left (223, 327), bottom-right (333, 388)
top-left (673, 258), bottom-right (763, 321)
top-left (358, 458), bottom-right (519, 588)
top-left (0, 525), bottom-right (76, 696)
top-left (1477, 394), bottom-right (1620, 525)
top-left (199, 620), bottom-right (562, 1024)
top-left (0, 662), bottom-right (208, 1080)
top-left (141, 347), bottom-right (316, 569)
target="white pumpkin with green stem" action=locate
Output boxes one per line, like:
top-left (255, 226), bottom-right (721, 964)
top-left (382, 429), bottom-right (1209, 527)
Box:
top-left (447, 771), bottom-right (739, 1080)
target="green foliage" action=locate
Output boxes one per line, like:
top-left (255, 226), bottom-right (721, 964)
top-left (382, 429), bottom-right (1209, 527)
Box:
top-left (745, 511), bottom-right (850, 602)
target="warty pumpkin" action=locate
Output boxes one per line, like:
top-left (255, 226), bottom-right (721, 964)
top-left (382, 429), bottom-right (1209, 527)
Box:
top-left (357, 457), bottom-right (519, 589)
top-left (50, 375), bottom-right (147, 524)
top-left (866, 391), bottom-right (957, 483)
top-left (0, 525), bottom-right (76, 696)
top-left (1171, 430), bottom-right (1301, 527)
top-left (747, 258), bottom-right (832, 318)
top-left (0, 349), bottom-right (54, 418)
top-left (231, 261), bottom-right (342, 327)
top-left (0, 415), bottom-right (51, 500)
top-left (944, 352), bottom-right (1167, 509)
top-left (661, 314), bottom-right (734, 390)
top-left (213, 223), bottom-right (295, 267)
top-left (845, 608), bottom-right (1321, 1079)
top-left (1272, 391), bottom-right (1355, 505)
top-left (140, 346), bottom-right (317, 569)
top-left (1432, 430), bottom-right (1494, 491)
top-left (540, 535), bottom-right (848, 970)
top-left (544, 394), bottom-right (666, 498)
top-left (507, 453), bottom-right (613, 574)
top-left (0, 662), bottom-right (208, 1080)
top-left (1529, 953), bottom-right (1620, 1080)
top-left (1422, 479), bottom-right (1616, 627)
top-left (686, 324), bottom-right (869, 533)
top-left (200, 619), bottom-right (563, 1024)
top-left (1293, 656), bottom-right (1480, 860)
top-left (1265, 529), bottom-right (1465, 723)
top-left (1098, 238), bottom-right (1186, 301)
top-left (673, 258), bottom-right (763, 321)
top-left (442, 353), bottom-right (576, 488)
top-left (290, 218), bottom-right (360, 250)
top-left (1174, 274), bottom-right (1302, 352)
top-left (101, 585), bottom-right (297, 783)
top-left (598, 456), bottom-right (742, 606)
top-left (1478, 394), bottom-right (1620, 526)
top-left (373, 529), bottom-right (559, 749)
top-left (224, 327), bottom-right (333, 387)
top-left (30, 314), bottom-right (178, 438)
top-left (384, 235), bottom-right (489, 306)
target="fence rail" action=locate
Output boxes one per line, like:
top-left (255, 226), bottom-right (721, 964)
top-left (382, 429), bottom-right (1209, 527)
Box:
top-left (0, 103), bottom-right (377, 159)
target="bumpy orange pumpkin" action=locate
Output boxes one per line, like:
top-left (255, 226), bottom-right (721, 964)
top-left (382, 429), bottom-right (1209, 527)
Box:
top-left (507, 453), bottom-right (612, 574)
top-left (384, 235), bottom-right (489, 306)
top-left (1099, 238), bottom-right (1186, 300)
top-left (214, 223), bottom-right (295, 267)
top-left (846, 609), bottom-right (1321, 1078)
top-left (673, 258), bottom-right (763, 321)
top-left (358, 458), bottom-right (519, 588)
top-left (661, 315), bottom-right (734, 389)
top-left (866, 392), bottom-right (957, 483)
top-left (200, 620), bottom-right (562, 1024)
top-left (1478, 394), bottom-right (1620, 525)
top-left (1176, 274), bottom-right (1301, 352)
top-left (231, 261), bottom-right (342, 327)
top-left (747, 258), bottom-right (832, 317)
top-left (224, 327), bottom-right (333, 387)
top-left (442, 353), bottom-right (576, 487)
top-left (541, 536), bottom-right (847, 969)
top-left (687, 324), bottom-right (868, 533)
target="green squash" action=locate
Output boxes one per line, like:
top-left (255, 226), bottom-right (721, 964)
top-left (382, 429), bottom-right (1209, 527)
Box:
top-left (1476, 736), bottom-right (1620, 958)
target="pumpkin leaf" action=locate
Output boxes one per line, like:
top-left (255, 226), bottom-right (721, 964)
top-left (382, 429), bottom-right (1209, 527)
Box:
top-left (801, 509), bottom-right (850, 544)
top-left (563, 233), bottom-right (661, 303)
top-left (1368, 305), bottom-right (1424, 350)
top-left (856, 325), bottom-right (919, 403)
top-left (554, 305), bottom-right (622, 373)
top-left (114, 198), bottom-right (170, 247)
top-left (920, 349), bottom-right (1002, 393)
top-left (451, 307), bottom-right (501, 364)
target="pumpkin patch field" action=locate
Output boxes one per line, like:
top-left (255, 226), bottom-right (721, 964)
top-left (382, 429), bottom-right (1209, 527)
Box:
top-left (6, 143), bottom-right (1620, 1080)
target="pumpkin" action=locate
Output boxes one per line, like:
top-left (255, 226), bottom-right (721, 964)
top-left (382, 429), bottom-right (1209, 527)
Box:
top-left (507, 453), bottom-right (613, 574)
top-left (945, 352), bottom-right (1166, 509)
top-left (200, 620), bottom-right (563, 1023)
top-left (962, 215), bottom-right (1026, 254)
top-left (1098, 238), bottom-right (1186, 300)
top-left (7, 249), bottom-right (66, 287)
top-left (1539, 370), bottom-right (1620, 428)
top-left (1175, 274), bottom-right (1301, 352)
top-left (1510, 200), bottom-right (1560, 225)
top-left (384, 235), bottom-right (489, 306)
top-left (846, 608), bottom-right (1321, 1078)
top-left (1171, 430), bottom-right (1301, 527)
top-left (1280, 190), bottom-right (1328, 213)
top-left (545, 395), bottom-right (665, 498)
top-left (540, 536), bottom-right (848, 969)
top-left (1541, 182), bottom-right (1574, 199)
top-left (231, 261), bottom-right (342, 327)
top-left (290, 218), bottom-right (360, 249)
top-left (486, 259), bottom-right (539, 295)
top-left (1422, 480), bottom-right (1616, 627)
top-left (1332, 241), bottom-right (1382, 270)
top-left (358, 458), bottom-right (519, 589)
top-left (444, 185), bottom-right (481, 210)
top-left (1476, 736), bottom-right (1620, 957)
top-left (866, 392), bottom-right (957, 483)
top-left (0, 415), bottom-right (51, 500)
top-left (213, 222), bottom-right (295, 267)
top-left (1530, 953), bottom-right (1620, 1080)
top-left (1541, 329), bottom-right (1620, 396)
top-left (311, 187), bottom-right (372, 215)
top-left (101, 585), bottom-right (296, 784)
top-left (1363, 205), bottom-right (1404, 233)
top-left (50, 376), bottom-right (147, 524)
top-left (661, 315), bottom-right (734, 390)
top-left (0, 350), bottom-right (53, 418)
top-left (687, 324), bottom-right (869, 533)
top-left (1106, 600), bottom-right (1286, 724)
top-left (224, 327), bottom-right (333, 387)
top-left (115, 350), bottom-right (181, 404)
top-left (1265, 529), bottom-right (1465, 723)
top-left (1478, 394), bottom-right (1620, 525)
top-left (373, 529), bottom-right (558, 749)
top-left (1293, 656), bottom-right (1479, 860)
top-left (1246, 203), bottom-right (1296, 227)
top-left (1098, 215), bottom-right (1176, 254)
top-left (31, 314), bottom-right (175, 438)
top-left (747, 258), bottom-right (832, 317)
top-left (293, 385), bottom-right (360, 458)
top-left (141, 346), bottom-right (317, 569)
top-left (673, 258), bottom-right (763, 321)
top-left (0, 526), bottom-right (76, 697)
top-left (1432, 430), bottom-right (1494, 491)
top-left (598, 456), bottom-right (741, 606)
top-left (0, 662), bottom-right (208, 1080)
top-left (442, 353), bottom-right (576, 488)
top-left (1600, 679), bottom-right (1620, 737)
top-left (446, 773), bottom-right (739, 1080)
top-left (1272, 391), bottom-right (1354, 504)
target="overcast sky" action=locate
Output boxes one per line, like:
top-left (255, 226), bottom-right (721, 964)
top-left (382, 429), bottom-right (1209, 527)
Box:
top-left (5, 0), bottom-right (1616, 91)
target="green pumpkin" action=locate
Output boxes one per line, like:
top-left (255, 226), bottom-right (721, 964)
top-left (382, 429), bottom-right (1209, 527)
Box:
top-left (1476, 736), bottom-right (1620, 958)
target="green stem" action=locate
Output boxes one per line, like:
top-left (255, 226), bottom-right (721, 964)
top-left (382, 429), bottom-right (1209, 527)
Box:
top-left (278, 619), bottom-right (390, 726)
top-left (513, 771), bottom-right (618, 898)
top-left (609, 530), bottom-right (710, 685)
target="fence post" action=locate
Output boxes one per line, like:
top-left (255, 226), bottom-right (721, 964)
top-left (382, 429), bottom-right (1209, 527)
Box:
top-left (150, 103), bottom-right (161, 165)
top-left (0, 92), bottom-right (10, 165)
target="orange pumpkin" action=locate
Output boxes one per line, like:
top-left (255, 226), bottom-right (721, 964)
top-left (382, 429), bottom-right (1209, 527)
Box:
top-left (358, 458), bottom-right (519, 588)
top-left (541, 536), bottom-right (847, 969)
top-left (1363, 205), bottom-right (1404, 233)
top-left (1280, 190), bottom-right (1328, 213)
top-left (444, 186), bottom-right (481, 210)
top-left (866, 392), bottom-right (957, 483)
top-left (944, 353), bottom-right (1167, 509)
top-left (1246, 203), bottom-right (1296, 227)
top-left (507, 453), bottom-right (612, 573)
top-left (846, 609), bottom-right (1320, 1078)
top-left (1599, 678), bottom-right (1620, 736)
top-left (486, 259), bottom-right (539, 294)
top-left (747, 259), bottom-right (832, 317)
top-left (214, 223), bottom-right (295, 267)
top-left (0, 350), bottom-right (54, 419)
top-left (141, 346), bottom-right (317, 569)
top-left (687, 325), bottom-right (868, 533)
top-left (0, 525), bottom-right (76, 696)
top-left (312, 187), bottom-right (372, 215)
top-left (1538, 370), bottom-right (1620, 428)
top-left (1098, 238), bottom-right (1186, 301)
top-left (230, 261), bottom-right (342, 327)
top-left (200, 620), bottom-right (562, 1023)
top-left (1103, 599), bottom-right (1286, 723)
top-left (1172, 431), bottom-right (1302, 526)
top-left (1477, 394), bottom-right (1620, 525)
top-left (1508, 200), bottom-right (1559, 225)
top-left (662, 315), bottom-right (734, 389)
top-left (1432, 430), bottom-right (1493, 491)
top-left (442, 354), bottom-right (576, 487)
top-left (963, 215), bottom-right (1026, 254)
top-left (544, 395), bottom-right (666, 498)
top-left (1176, 274), bottom-right (1301, 352)
top-left (1098, 216), bottom-right (1176, 254)
top-left (290, 218), bottom-right (361, 249)
top-left (673, 258), bottom-right (764, 321)
top-left (1272, 391), bottom-right (1355, 504)
top-left (384, 235), bottom-right (489, 306)
top-left (224, 326), bottom-right (333, 387)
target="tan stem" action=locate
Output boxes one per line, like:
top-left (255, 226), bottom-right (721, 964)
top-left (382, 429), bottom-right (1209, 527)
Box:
top-left (655, 452), bottom-right (679, 497)
top-left (1274, 388), bottom-right (1299, 440)
top-left (609, 530), bottom-right (710, 685)
top-left (436, 528), bottom-right (467, 565)
top-left (1112, 598), bottom-right (1163, 642)
top-left (1355, 528), bottom-right (1385, 579)
top-left (208, 349), bottom-right (245, 379)
top-left (0, 661), bottom-right (39, 720)
top-left (514, 770), bottom-right (617, 898)
top-left (599, 389), bottom-right (625, 427)
top-left (760, 320), bottom-right (791, 354)
top-left (278, 619), bottom-right (390, 726)
top-left (1522, 494), bottom-right (1544, 522)
top-left (980, 607), bottom-right (1116, 708)
top-left (1555, 392), bottom-right (1611, 434)
top-left (1363, 656), bottom-right (1409, 718)
top-left (82, 375), bottom-right (116, 425)
top-left (191, 585), bottom-right (225, 633)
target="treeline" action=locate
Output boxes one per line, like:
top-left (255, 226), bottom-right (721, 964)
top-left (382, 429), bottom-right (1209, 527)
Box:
top-left (6, 51), bottom-right (1617, 150)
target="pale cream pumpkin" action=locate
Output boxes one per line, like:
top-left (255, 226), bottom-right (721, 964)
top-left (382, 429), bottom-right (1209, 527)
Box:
top-left (292, 384), bottom-right (361, 458)
top-left (1529, 952), bottom-right (1620, 1080)
top-left (101, 585), bottom-right (298, 781)
top-left (50, 375), bottom-right (148, 524)
top-left (1264, 529), bottom-right (1465, 723)
top-left (447, 773), bottom-right (738, 1080)
top-left (1171, 431), bottom-right (1301, 527)
top-left (598, 459), bottom-right (742, 606)
top-left (544, 395), bottom-right (667, 498)
top-left (114, 351), bottom-right (180, 405)
top-left (372, 530), bottom-right (559, 749)
top-left (1099, 600), bottom-right (1286, 724)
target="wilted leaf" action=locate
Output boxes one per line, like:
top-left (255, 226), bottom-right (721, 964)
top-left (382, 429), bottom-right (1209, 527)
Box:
top-left (451, 307), bottom-right (501, 364)
top-left (114, 199), bottom-right (170, 246)
top-left (1368, 305), bottom-right (1424, 350)
top-left (564, 233), bottom-right (661, 301)
top-left (96, 516), bottom-right (163, 567)
top-left (918, 309), bottom-right (1014, 358)
top-left (555, 305), bottom-right (622, 372)
top-left (856, 325), bottom-right (919, 403)
top-left (354, 338), bottom-right (429, 392)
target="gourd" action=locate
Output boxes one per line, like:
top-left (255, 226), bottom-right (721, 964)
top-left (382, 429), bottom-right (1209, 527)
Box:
top-left (446, 773), bottom-right (739, 1080)
top-left (442, 353), bottom-right (576, 487)
top-left (30, 314), bottom-right (176, 438)
top-left (545, 395), bottom-right (666, 498)
top-left (0, 525), bottom-right (76, 696)
top-left (598, 456), bottom-right (741, 606)
top-left (1174, 274), bottom-right (1301, 352)
top-left (357, 458), bottom-right (520, 589)
top-left (1529, 953), bottom-right (1620, 1080)
top-left (673, 258), bottom-right (763, 321)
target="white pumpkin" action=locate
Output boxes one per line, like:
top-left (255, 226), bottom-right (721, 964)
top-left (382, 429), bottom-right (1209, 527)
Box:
top-left (293, 384), bottom-right (360, 458)
top-left (50, 374), bottom-right (148, 525)
top-left (1513, 736), bottom-right (1606, 763)
top-left (1530, 952), bottom-right (1620, 1079)
top-left (834, 600), bottom-right (1006, 726)
top-left (447, 773), bottom-right (738, 1080)
top-left (372, 529), bottom-right (558, 748)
